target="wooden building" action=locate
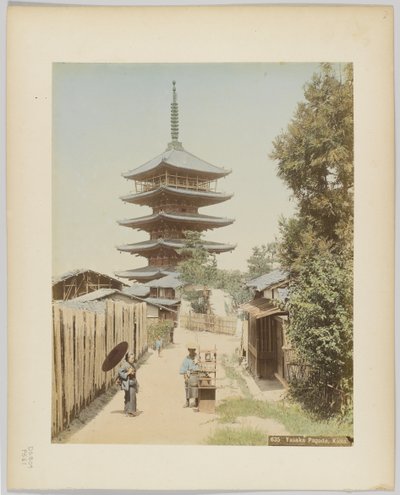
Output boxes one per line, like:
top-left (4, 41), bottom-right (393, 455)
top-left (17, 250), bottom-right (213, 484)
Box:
top-left (122, 277), bottom-right (180, 322)
top-left (143, 273), bottom-right (182, 323)
top-left (241, 270), bottom-right (290, 384)
top-left (65, 285), bottom-right (177, 325)
top-left (52, 269), bottom-right (127, 301)
top-left (115, 81), bottom-right (235, 284)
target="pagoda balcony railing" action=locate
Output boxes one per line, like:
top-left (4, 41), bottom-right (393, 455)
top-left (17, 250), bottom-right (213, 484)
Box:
top-left (135, 173), bottom-right (217, 193)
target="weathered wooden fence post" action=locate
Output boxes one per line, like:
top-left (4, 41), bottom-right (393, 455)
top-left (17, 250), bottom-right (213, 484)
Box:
top-left (52, 300), bottom-right (148, 438)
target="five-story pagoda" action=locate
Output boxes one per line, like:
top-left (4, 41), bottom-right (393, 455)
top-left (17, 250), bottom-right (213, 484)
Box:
top-left (116, 81), bottom-right (235, 283)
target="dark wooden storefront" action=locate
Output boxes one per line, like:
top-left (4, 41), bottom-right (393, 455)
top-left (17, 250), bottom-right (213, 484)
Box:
top-left (249, 316), bottom-right (284, 379)
top-left (243, 299), bottom-right (287, 381)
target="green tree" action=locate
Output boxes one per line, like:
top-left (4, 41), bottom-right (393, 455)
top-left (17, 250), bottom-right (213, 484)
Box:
top-left (177, 231), bottom-right (218, 286)
top-left (271, 63), bottom-right (353, 256)
top-left (147, 320), bottom-right (174, 348)
top-left (271, 63), bottom-right (353, 417)
top-left (214, 269), bottom-right (252, 308)
top-left (246, 242), bottom-right (278, 279)
top-left (286, 249), bottom-right (353, 416)
top-left (177, 231), bottom-right (251, 312)
top-left (177, 231), bottom-right (218, 313)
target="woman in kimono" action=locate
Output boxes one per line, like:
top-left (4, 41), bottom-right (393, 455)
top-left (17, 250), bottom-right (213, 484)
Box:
top-left (118, 351), bottom-right (139, 416)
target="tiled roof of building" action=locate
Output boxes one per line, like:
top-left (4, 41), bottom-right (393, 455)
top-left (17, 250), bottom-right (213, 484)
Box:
top-left (246, 269), bottom-right (289, 292)
top-left (145, 297), bottom-right (181, 307)
top-left (55, 289), bottom-right (177, 313)
top-left (71, 288), bottom-right (120, 302)
top-left (53, 299), bottom-right (106, 313)
top-left (121, 284), bottom-right (151, 297)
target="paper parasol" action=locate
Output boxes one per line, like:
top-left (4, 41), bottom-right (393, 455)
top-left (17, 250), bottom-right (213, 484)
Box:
top-left (101, 341), bottom-right (129, 372)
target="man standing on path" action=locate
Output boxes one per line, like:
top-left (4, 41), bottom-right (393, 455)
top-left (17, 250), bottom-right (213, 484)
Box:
top-left (179, 343), bottom-right (199, 408)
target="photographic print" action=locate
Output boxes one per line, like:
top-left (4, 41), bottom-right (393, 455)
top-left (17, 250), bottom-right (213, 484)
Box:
top-left (52, 62), bottom-right (354, 446)
top-left (6, 5), bottom-right (394, 491)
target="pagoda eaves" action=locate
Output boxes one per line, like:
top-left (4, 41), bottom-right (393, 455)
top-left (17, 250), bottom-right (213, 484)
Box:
top-left (123, 148), bottom-right (231, 181)
top-left (118, 211), bottom-right (234, 231)
top-left (117, 238), bottom-right (235, 255)
top-left (120, 185), bottom-right (233, 207)
top-left (115, 266), bottom-right (177, 282)
top-left (117, 81), bottom-right (235, 282)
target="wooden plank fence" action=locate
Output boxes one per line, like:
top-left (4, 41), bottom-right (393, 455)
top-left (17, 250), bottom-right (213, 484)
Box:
top-left (180, 313), bottom-right (237, 335)
top-left (52, 300), bottom-right (147, 438)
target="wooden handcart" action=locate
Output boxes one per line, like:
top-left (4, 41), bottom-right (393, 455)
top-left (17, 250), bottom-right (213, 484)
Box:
top-left (197, 346), bottom-right (217, 413)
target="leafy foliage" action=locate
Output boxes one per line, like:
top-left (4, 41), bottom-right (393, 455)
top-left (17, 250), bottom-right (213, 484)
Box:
top-left (147, 320), bottom-right (173, 348)
top-left (246, 242), bottom-right (278, 279)
top-left (271, 63), bottom-right (353, 257)
top-left (177, 231), bottom-right (218, 287)
top-left (181, 288), bottom-right (211, 314)
top-left (213, 269), bottom-right (252, 308)
top-left (286, 250), bottom-right (353, 416)
top-left (271, 64), bottom-right (354, 417)
top-left (177, 231), bottom-right (218, 313)
top-left (178, 231), bottom-right (251, 312)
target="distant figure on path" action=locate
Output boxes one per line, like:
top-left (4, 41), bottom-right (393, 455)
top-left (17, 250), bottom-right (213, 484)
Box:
top-left (155, 336), bottom-right (163, 357)
top-left (179, 344), bottom-right (199, 408)
top-left (118, 351), bottom-right (139, 417)
top-left (170, 322), bottom-right (177, 343)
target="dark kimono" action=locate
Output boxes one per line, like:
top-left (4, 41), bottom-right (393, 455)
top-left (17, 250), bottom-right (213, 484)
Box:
top-left (118, 360), bottom-right (139, 415)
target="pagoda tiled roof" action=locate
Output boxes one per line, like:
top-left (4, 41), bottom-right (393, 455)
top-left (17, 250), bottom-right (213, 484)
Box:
top-left (121, 185), bottom-right (233, 206)
top-left (118, 211), bottom-right (234, 229)
top-left (116, 239), bottom-right (236, 254)
top-left (123, 148), bottom-right (231, 180)
top-left (114, 266), bottom-right (177, 281)
top-left (144, 273), bottom-right (183, 289)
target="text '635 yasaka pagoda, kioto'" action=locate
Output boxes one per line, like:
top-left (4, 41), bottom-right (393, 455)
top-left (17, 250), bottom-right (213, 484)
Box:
top-left (116, 81), bottom-right (235, 283)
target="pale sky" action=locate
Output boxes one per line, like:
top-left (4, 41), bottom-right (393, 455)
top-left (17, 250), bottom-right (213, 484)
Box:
top-left (52, 63), bottom-right (326, 279)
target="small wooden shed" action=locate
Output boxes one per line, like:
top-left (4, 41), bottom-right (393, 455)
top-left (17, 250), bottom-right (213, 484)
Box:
top-left (52, 269), bottom-right (127, 301)
top-left (241, 270), bottom-right (289, 384)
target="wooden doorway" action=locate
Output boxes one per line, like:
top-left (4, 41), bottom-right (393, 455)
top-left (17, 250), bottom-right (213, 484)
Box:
top-left (256, 317), bottom-right (277, 378)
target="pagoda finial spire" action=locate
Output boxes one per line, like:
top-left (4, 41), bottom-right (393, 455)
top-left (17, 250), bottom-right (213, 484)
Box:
top-left (167, 81), bottom-right (183, 150)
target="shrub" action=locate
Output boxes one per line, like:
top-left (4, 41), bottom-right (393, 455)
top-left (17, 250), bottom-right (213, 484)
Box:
top-left (147, 320), bottom-right (173, 348)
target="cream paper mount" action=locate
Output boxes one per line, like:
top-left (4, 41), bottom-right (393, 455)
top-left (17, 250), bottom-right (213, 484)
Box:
top-left (6, 4), bottom-right (394, 492)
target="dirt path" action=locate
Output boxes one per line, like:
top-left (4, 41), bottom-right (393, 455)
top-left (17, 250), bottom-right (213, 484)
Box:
top-left (62, 326), bottom-right (238, 444)
top-left (60, 325), bottom-right (289, 444)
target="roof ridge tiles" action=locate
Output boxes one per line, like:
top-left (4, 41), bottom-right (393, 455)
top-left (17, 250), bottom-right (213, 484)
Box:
top-left (122, 147), bottom-right (231, 179)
